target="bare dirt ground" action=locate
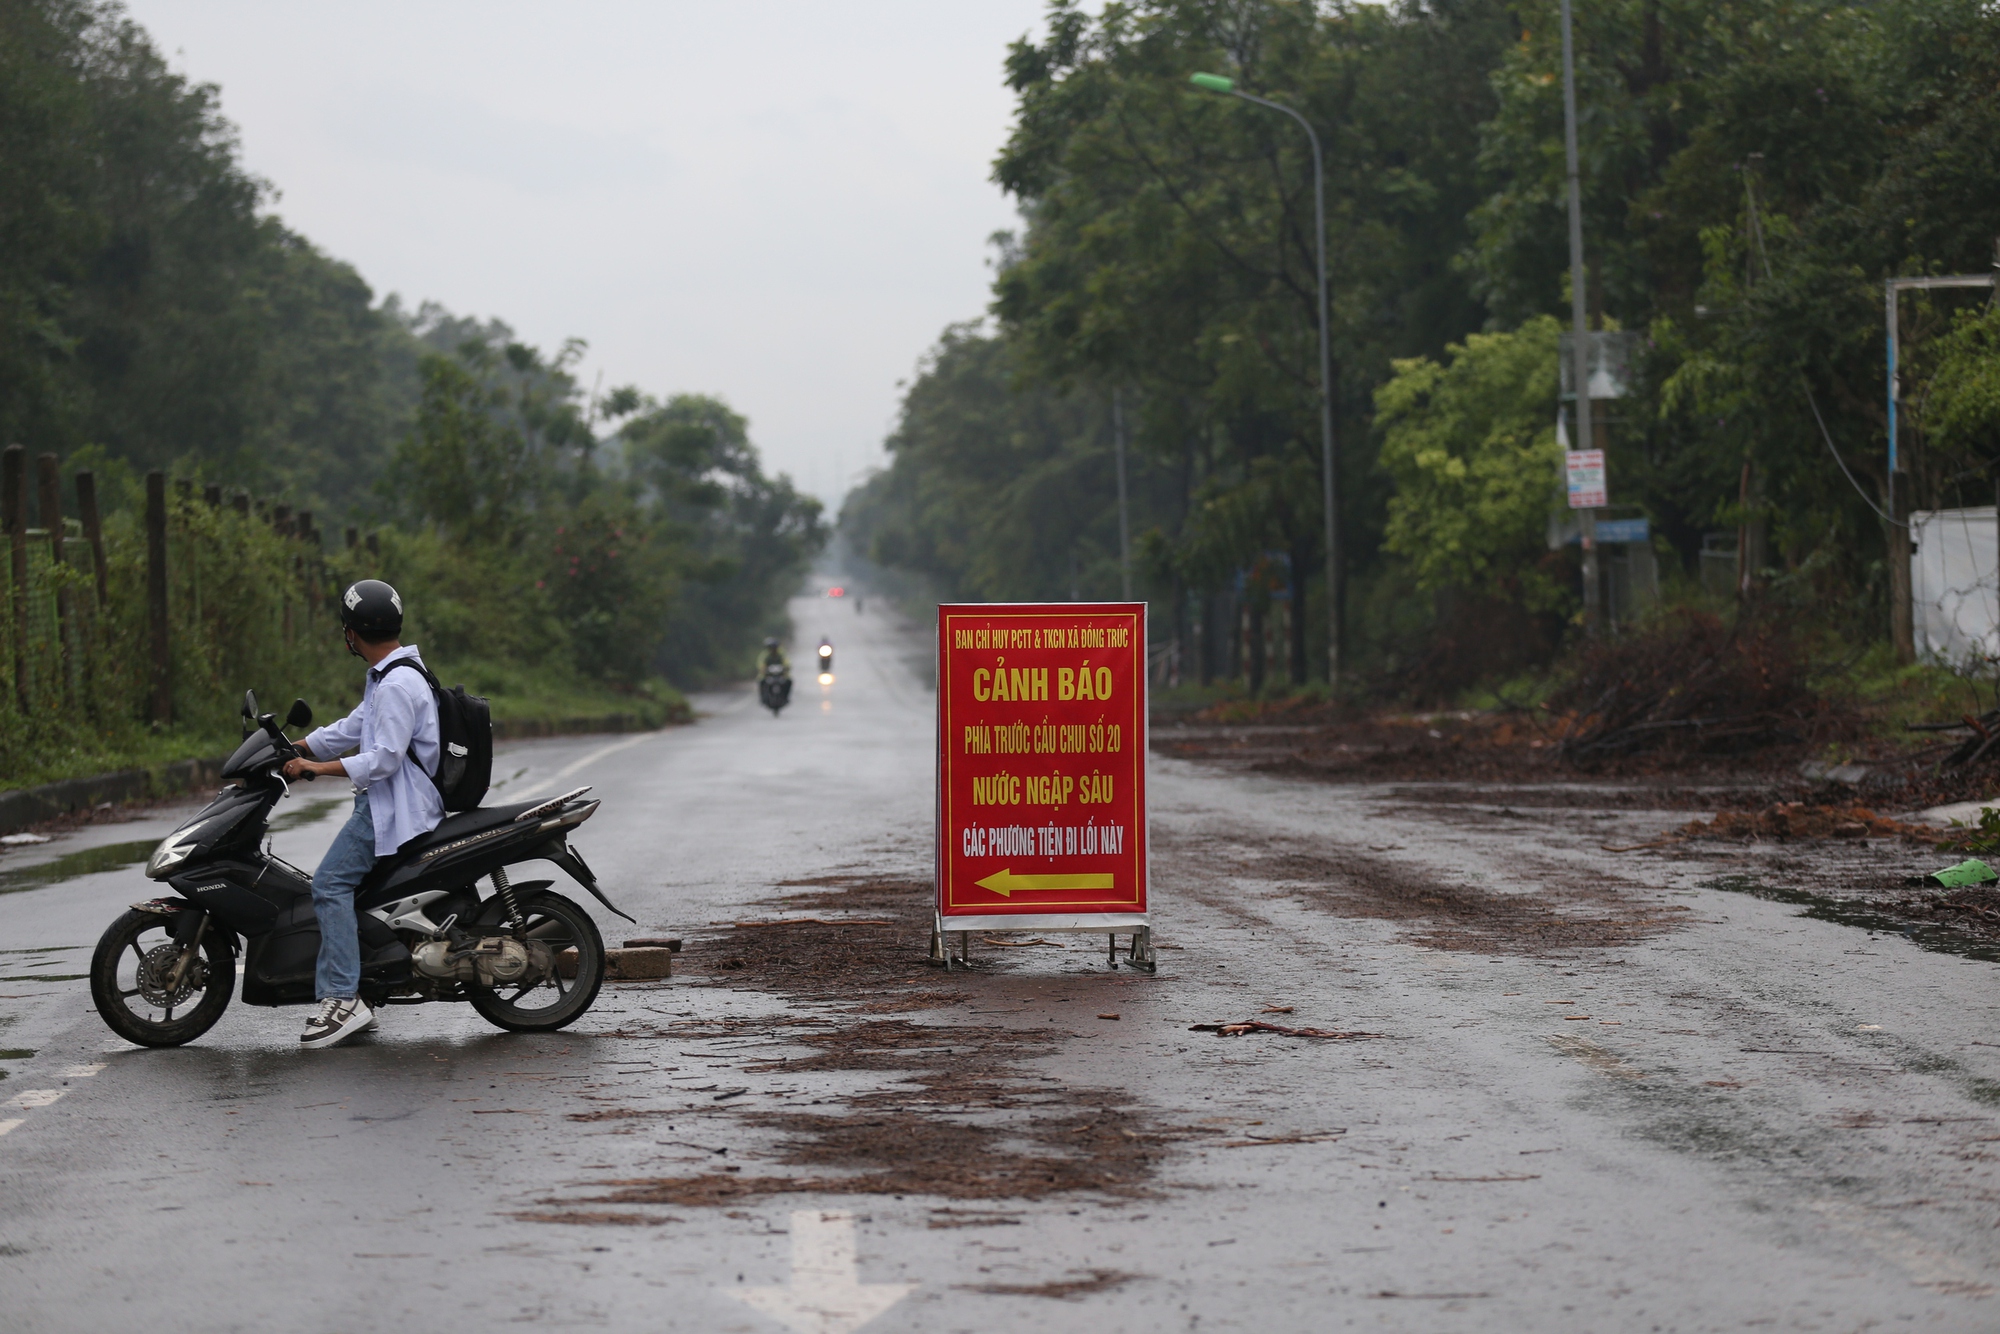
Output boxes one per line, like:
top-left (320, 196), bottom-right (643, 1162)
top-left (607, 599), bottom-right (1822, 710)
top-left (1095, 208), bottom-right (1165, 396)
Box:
top-left (1157, 707), bottom-right (2000, 960)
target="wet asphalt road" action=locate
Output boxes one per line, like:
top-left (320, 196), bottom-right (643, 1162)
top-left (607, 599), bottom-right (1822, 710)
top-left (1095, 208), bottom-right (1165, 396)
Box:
top-left (2, 594), bottom-right (1999, 1332)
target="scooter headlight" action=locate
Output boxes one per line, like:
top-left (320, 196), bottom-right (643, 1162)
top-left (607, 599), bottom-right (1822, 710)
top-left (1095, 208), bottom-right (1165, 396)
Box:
top-left (145, 822), bottom-right (206, 880)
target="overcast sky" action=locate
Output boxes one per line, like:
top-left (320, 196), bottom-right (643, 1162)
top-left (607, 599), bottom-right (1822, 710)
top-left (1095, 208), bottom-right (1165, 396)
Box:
top-left (123, 1), bottom-right (1056, 508)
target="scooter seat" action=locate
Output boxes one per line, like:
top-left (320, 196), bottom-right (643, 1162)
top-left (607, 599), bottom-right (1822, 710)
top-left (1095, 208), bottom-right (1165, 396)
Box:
top-left (412, 800), bottom-right (546, 849)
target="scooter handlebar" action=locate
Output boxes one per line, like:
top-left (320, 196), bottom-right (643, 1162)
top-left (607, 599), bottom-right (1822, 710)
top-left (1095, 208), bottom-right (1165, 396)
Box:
top-left (259, 715), bottom-right (316, 780)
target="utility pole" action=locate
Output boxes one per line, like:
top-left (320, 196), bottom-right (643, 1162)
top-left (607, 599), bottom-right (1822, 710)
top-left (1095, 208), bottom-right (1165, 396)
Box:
top-left (1559, 0), bottom-right (1599, 631)
top-left (1113, 389), bottom-right (1133, 601)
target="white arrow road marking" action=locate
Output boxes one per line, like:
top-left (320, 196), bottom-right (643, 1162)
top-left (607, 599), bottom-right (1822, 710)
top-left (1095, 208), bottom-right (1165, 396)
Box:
top-left (3, 1090), bottom-right (63, 1110)
top-left (0, 1119), bottom-right (23, 1137)
top-left (61, 1064), bottom-right (105, 1078)
top-left (727, 1210), bottom-right (914, 1334)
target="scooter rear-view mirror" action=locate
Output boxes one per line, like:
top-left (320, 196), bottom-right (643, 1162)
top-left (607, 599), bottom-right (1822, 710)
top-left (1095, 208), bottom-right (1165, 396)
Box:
top-left (286, 699), bottom-right (312, 729)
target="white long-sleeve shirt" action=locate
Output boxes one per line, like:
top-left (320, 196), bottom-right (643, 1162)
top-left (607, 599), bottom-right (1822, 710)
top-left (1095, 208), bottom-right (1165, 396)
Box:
top-left (302, 644), bottom-right (444, 856)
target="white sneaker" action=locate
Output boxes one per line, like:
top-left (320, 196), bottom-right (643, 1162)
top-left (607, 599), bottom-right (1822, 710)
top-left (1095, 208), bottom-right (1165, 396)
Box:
top-left (300, 997), bottom-right (374, 1048)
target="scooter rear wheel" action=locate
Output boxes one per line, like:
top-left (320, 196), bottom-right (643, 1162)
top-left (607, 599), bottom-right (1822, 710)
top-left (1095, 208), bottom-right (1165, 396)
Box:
top-left (90, 909), bottom-right (234, 1048)
top-left (466, 891), bottom-right (605, 1033)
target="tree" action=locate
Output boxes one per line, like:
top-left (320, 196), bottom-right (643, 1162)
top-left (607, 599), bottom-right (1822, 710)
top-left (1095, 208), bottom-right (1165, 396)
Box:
top-left (1376, 315), bottom-right (1566, 610)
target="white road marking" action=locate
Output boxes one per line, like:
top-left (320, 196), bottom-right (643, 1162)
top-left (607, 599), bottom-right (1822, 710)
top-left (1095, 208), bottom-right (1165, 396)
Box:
top-left (61, 1064), bottom-right (105, 1078)
top-left (4, 1089), bottom-right (64, 1110)
top-left (0, 1119), bottom-right (21, 1137)
top-left (509, 732), bottom-right (658, 803)
top-left (726, 1210), bottom-right (914, 1334)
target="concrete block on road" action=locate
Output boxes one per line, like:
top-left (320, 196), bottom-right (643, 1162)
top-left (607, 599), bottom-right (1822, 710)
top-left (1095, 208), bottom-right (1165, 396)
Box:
top-left (606, 946), bottom-right (673, 980)
top-left (559, 946), bottom-right (673, 980)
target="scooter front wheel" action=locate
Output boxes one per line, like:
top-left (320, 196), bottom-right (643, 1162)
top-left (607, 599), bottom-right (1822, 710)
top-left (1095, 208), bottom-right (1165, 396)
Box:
top-left (90, 909), bottom-right (234, 1048)
top-left (466, 891), bottom-right (605, 1033)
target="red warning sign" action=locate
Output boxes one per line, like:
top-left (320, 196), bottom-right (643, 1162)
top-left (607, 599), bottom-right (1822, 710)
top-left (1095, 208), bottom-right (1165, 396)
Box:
top-left (935, 603), bottom-right (1147, 926)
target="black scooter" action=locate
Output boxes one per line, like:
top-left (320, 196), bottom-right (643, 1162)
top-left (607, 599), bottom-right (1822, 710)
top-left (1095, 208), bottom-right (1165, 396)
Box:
top-left (89, 690), bottom-right (633, 1048)
top-left (758, 663), bottom-right (792, 716)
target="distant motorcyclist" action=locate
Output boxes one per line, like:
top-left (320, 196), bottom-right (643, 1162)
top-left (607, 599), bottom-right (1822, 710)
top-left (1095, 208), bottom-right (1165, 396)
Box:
top-left (757, 637), bottom-right (793, 716)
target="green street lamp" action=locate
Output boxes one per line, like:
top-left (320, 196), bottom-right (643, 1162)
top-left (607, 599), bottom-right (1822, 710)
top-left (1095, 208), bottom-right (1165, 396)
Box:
top-left (1190, 71), bottom-right (1342, 686)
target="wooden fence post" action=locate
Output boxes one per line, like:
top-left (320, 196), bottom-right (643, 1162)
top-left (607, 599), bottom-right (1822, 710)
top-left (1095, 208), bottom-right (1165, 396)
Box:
top-left (36, 453), bottom-right (72, 703)
top-left (75, 470), bottom-right (108, 611)
top-left (2, 446), bottom-right (25, 713)
top-left (146, 471), bottom-right (170, 724)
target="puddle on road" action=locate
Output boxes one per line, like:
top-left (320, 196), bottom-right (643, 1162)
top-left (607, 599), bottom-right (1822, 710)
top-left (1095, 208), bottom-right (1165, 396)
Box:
top-left (0, 796), bottom-right (342, 897)
top-left (0, 839), bottom-right (158, 895)
top-left (1705, 876), bottom-right (2000, 963)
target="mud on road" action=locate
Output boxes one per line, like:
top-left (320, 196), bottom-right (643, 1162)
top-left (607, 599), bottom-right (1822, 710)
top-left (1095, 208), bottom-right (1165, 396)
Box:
top-left (1161, 710), bottom-right (2000, 958)
top-left (525, 875), bottom-right (1206, 1229)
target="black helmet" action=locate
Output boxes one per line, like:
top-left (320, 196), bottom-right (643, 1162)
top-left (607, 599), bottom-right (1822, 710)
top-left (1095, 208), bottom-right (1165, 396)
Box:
top-left (340, 579), bottom-right (403, 643)
top-left (764, 637), bottom-right (780, 649)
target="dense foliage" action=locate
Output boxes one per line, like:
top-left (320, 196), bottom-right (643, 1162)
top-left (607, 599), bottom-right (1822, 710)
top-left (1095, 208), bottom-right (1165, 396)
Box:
top-left (844, 0), bottom-right (2000, 694)
top-left (0, 0), bottom-right (824, 785)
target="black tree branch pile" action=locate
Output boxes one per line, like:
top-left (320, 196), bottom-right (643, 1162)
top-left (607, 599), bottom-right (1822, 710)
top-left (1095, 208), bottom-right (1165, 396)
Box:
top-left (1551, 613), bottom-right (1844, 763)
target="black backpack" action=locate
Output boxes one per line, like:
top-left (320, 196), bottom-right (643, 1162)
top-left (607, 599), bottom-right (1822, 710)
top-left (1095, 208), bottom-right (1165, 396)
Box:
top-left (380, 659), bottom-right (492, 812)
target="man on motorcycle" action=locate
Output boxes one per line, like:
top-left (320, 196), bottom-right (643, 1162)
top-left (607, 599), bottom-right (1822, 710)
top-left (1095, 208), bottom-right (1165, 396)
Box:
top-left (758, 637), bottom-right (789, 674)
top-left (280, 580), bottom-right (443, 1048)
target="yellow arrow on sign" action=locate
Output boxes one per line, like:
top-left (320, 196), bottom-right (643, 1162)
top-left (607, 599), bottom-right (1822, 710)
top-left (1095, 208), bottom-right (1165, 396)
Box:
top-left (973, 868), bottom-right (1114, 898)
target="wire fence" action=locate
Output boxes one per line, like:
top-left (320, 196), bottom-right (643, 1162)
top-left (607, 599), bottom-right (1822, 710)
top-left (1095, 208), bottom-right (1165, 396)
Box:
top-left (0, 447), bottom-right (374, 761)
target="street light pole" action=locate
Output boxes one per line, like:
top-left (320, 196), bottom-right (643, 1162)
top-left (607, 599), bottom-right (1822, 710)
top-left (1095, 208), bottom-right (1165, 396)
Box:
top-left (1113, 388), bottom-right (1133, 601)
top-left (1558, 0), bottom-right (1600, 631)
top-left (1190, 72), bottom-right (1341, 686)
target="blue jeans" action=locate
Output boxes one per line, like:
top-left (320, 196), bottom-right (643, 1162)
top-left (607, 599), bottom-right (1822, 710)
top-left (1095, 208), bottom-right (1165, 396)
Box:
top-left (312, 791), bottom-right (378, 1000)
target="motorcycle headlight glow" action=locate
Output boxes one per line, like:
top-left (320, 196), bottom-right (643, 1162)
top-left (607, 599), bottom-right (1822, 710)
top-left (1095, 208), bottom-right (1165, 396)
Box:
top-left (145, 821), bottom-right (206, 880)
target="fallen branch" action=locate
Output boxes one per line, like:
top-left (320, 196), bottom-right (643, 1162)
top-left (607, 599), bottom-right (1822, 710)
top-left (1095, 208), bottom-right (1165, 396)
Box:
top-left (1189, 1020), bottom-right (1387, 1040)
top-left (1221, 1132), bottom-right (1347, 1147)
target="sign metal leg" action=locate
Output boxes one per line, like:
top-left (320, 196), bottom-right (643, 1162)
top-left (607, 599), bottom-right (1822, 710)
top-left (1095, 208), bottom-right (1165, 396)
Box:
top-left (1121, 926), bottom-right (1157, 975)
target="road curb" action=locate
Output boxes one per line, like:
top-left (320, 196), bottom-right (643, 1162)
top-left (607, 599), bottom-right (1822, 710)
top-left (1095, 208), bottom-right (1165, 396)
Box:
top-left (0, 756), bottom-right (229, 836)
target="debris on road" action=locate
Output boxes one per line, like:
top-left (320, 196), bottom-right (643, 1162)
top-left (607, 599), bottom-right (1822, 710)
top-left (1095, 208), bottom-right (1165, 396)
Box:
top-left (725, 918), bottom-right (894, 929)
top-left (1189, 1020), bottom-right (1386, 1039)
top-left (955, 1270), bottom-right (1137, 1300)
top-left (1927, 858), bottom-right (1999, 889)
top-left (510, 1210), bottom-right (675, 1227)
top-left (1549, 612), bottom-right (1846, 763)
top-left (1671, 802), bottom-right (1940, 845)
top-left (606, 947), bottom-right (673, 980)
top-left (1221, 1131), bottom-right (1346, 1147)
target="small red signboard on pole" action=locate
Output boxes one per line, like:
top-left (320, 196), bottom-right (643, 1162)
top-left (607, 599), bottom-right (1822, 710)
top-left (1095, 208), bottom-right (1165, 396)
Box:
top-left (934, 602), bottom-right (1151, 970)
